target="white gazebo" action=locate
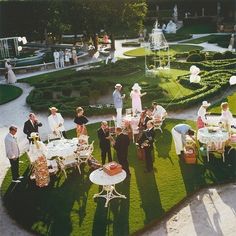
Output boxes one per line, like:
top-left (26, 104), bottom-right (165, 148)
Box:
top-left (145, 20), bottom-right (170, 77)
top-left (0, 36), bottom-right (27, 59)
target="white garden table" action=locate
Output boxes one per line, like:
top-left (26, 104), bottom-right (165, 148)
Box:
top-left (89, 169), bottom-right (127, 207)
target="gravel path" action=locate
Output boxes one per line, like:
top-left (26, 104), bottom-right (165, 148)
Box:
top-left (0, 37), bottom-right (236, 236)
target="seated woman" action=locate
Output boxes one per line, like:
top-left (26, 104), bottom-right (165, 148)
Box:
top-left (219, 102), bottom-right (234, 130)
top-left (74, 107), bottom-right (88, 138)
top-left (197, 101), bottom-right (211, 129)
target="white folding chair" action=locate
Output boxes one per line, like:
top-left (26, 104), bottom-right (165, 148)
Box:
top-left (125, 108), bottom-right (132, 116)
top-left (206, 141), bottom-right (226, 162)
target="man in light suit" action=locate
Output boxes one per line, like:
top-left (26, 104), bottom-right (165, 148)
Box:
top-left (4, 126), bottom-right (23, 183)
top-left (48, 106), bottom-right (67, 138)
top-left (113, 84), bottom-right (125, 128)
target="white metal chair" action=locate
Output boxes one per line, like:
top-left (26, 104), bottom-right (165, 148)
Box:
top-left (206, 141), bottom-right (226, 162)
top-left (153, 116), bottom-right (164, 133)
top-left (125, 108), bottom-right (132, 116)
top-left (75, 141), bottom-right (94, 174)
top-left (56, 155), bottom-right (80, 178)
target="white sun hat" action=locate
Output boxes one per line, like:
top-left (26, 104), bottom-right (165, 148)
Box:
top-left (49, 106), bottom-right (58, 111)
top-left (115, 83), bottom-right (122, 88)
top-left (202, 101), bottom-right (211, 107)
top-left (132, 83), bottom-right (141, 91)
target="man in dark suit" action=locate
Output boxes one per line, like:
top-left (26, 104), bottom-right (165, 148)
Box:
top-left (97, 121), bottom-right (112, 165)
top-left (138, 120), bottom-right (155, 172)
top-left (23, 113), bottom-right (42, 143)
top-left (113, 127), bottom-right (131, 176)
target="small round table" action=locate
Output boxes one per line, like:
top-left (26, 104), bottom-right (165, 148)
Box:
top-left (197, 127), bottom-right (229, 144)
top-left (89, 169), bottom-right (127, 207)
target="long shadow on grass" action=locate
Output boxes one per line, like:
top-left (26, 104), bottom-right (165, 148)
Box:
top-left (92, 159), bottom-right (130, 236)
top-left (92, 166), bottom-right (131, 236)
top-left (3, 169), bottom-right (92, 236)
top-left (154, 128), bottom-right (173, 164)
top-left (130, 144), bottom-right (164, 225)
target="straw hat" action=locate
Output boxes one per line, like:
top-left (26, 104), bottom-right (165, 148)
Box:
top-left (132, 83), bottom-right (141, 91)
top-left (115, 83), bottom-right (122, 88)
top-left (49, 106), bottom-right (58, 111)
top-left (202, 101), bottom-right (211, 107)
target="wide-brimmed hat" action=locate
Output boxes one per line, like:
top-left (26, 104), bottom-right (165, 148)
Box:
top-left (115, 83), bottom-right (122, 88)
top-left (202, 101), bottom-right (211, 107)
top-left (132, 83), bottom-right (141, 91)
top-left (49, 106), bottom-right (58, 111)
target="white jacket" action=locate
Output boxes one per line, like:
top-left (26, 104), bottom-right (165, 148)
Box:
top-left (48, 113), bottom-right (65, 132)
top-left (5, 133), bottom-right (20, 159)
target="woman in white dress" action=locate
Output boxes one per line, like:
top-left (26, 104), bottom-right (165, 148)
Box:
top-left (5, 60), bottom-right (17, 84)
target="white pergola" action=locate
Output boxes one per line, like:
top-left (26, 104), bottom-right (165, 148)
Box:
top-left (0, 36), bottom-right (27, 58)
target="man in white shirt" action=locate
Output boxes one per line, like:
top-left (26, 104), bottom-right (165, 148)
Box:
top-left (152, 102), bottom-right (167, 119)
top-left (4, 126), bottom-right (23, 183)
top-left (48, 107), bottom-right (67, 138)
top-left (53, 50), bottom-right (60, 69)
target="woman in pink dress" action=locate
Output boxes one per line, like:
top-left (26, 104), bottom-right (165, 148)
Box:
top-left (130, 83), bottom-right (146, 114)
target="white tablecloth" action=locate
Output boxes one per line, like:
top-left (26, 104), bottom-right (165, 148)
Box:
top-left (197, 127), bottom-right (229, 144)
top-left (45, 138), bottom-right (78, 159)
top-left (89, 169), bottom-right (126, 186)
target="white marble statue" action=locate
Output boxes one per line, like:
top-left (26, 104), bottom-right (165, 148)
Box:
top-left (190, 65), bottom-right (201, 83)
top-left (165, 20), bottom-right (177, 34)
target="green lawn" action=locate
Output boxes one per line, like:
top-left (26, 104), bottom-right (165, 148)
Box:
top-left (1, 119), bottom-right (236, 236)
top-left (209, 91), bottom-right (236, 115)
top-left (177, 23), bottom-right (216, 34)
top-left (182, 34), bottom-right (231, 47)
top-left (0, 84), bottom-right (23, 105)
top-left (123, 44), bottom-right (203, 57)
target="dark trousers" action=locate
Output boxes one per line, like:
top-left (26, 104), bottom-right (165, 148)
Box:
top-left (101, 148), bottom-right (112, 165)
top-left (145, 148), bottom-right (153, 172)
top-left (9, 158), bottom-right (19, 180)
top-left (117, 155), bottom-right (130, 175)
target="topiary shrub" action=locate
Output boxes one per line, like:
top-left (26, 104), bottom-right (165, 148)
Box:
top-left (223, 51), bottom-right (234, 59)
top-left (212, 52), bottom-right (223, 60)
top-left (186, 53), bottom-right (204, 62)
top-left (62, 87), bottom-right (72, 96)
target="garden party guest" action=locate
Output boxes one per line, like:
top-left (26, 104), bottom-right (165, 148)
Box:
top-left (72, 47), bottom-right (78, 64)
top-left (53, 49), bottom-right (60, 69)
top-left (5, 59), bottom-right (17, 84)
top-left (64, 49), bottom-right (70, 66)
top-left (137, 120), bottom-right (155, 173)
top-left (59, 49), bottom-right (65, 68)
top-left (48, 106), bottom-right (67, 139)
top-left (143, 109), bottom-right (153, 130)
top-left (74, 107), bottom-right (88, 137)
top-left (197, 101), bottom-right (211, 129)
top-left (171, 123), bottom-right (195, 156)
top-left (113, 83), bottom-right (125, 128)
top-left (113, 127), bottom-right (131, 176)
top-left (219, 102), bottom-right (234, 130)
top-left (23, 113), bottom-right (42, 143)
top-left (130, 83), bottom-right (147, 114)
top-left (152, 102), bottom-right (167, 120)
top-left (5, 125), bottom-right (23, 183)
top-left (97, 121), bottom-right (112, 165)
